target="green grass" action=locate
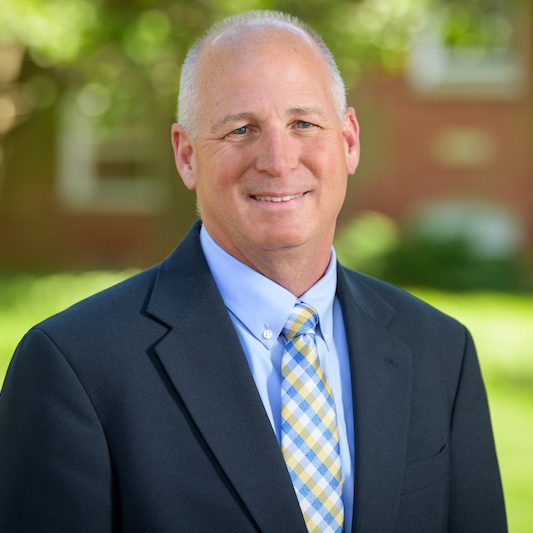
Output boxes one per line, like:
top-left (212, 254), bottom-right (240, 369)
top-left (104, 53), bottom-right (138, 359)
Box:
top-left (1, 273), bottom-right (532, 531)
top-left (412, 289), bottom-right (533, 533)
top-left (0, 271), bottom-right (136, 380)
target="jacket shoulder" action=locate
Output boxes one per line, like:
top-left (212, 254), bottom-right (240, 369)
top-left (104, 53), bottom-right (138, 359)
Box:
top-left (35, 265), bottom-right (160, 334)
top-left (340, 266), bottom-right (459, 321)
top-left (338, 266), bottom-right (466, 338)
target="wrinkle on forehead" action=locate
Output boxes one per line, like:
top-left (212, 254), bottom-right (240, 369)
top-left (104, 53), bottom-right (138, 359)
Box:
top-left (193, 24), bottom-right (337, 134)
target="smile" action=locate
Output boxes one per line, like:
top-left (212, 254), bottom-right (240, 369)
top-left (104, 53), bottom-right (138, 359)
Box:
top-left (251, 193), bottom-right (306, 202)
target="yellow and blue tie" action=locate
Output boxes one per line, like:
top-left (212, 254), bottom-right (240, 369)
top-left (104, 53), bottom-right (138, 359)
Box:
top-left (280, 302), bottom-right (344, 533)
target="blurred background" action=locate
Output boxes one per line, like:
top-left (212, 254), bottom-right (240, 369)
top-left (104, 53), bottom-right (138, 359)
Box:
top-left (0, 0), bottom-right (532, 530)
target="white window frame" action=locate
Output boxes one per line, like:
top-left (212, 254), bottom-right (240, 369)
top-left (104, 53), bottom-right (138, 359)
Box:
top-left (408, 8), bottom-right (529, 99)
top-left (57, 95), bottom-right (167, 214)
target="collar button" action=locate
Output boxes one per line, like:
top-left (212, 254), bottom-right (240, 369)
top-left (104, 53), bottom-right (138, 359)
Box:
top-left (262, 329), bottom-right (273, 340)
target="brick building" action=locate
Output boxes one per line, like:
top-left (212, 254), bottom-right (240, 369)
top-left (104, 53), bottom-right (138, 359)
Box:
top-left (0, 3), bottom-right (531, 270)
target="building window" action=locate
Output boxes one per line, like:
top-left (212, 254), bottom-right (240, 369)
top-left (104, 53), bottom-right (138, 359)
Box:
top-left (408, 1), bottom-right (527, 97)
top-left (57, 91), bottom-right (167, 214)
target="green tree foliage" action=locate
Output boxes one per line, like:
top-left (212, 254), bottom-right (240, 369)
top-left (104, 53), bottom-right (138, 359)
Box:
top-left (0, 0), bottom-right (433, 127)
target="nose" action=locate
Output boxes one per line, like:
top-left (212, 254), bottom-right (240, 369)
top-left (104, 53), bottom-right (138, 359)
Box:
top-left (255, 128), bottom-right (299, 177)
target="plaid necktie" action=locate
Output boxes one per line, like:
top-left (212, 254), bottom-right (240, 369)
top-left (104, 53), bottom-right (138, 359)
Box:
top-left (280, 302), bottom-right (344, 533)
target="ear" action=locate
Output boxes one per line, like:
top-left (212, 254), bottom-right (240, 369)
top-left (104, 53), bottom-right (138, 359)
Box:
top-left (342, 107), bottom-right (360, 176)
top-left (171, 123), bottom-right (197, 190)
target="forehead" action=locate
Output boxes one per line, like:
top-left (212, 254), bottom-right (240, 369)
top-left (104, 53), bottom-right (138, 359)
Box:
top-left (195, 26), bottom-right (333, 119)
top-left (200, 24), bottom-right (326, 74)
top-left (206, 23), bottom-right (317, 58)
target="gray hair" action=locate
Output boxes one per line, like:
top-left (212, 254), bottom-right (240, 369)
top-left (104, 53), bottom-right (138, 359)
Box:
top-left (177, 10), bottom-right (346, 137)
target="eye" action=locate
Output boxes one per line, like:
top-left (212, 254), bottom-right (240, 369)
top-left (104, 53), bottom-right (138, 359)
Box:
top-left (294, 120), bottom-right (313, 129)
top-left (228, 126), bottom-right (249, 136)
top-left (222, 124), bottom-right (258, 141)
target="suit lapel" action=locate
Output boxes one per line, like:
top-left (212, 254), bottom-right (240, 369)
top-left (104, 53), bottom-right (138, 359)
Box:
top-left (337, 267), bottom-right (413, 533)
top-left (146, 223), bottom-right (307, 533)
top-left (145, 223), bottom-right (412, 533)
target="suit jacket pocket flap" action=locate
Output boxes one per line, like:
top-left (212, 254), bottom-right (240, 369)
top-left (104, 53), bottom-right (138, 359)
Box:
top-left (402, 444), bottom-right (449, 494)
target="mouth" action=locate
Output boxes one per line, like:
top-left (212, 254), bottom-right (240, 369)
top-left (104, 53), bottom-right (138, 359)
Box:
top-left (250, 192), bottom-right (308, 203)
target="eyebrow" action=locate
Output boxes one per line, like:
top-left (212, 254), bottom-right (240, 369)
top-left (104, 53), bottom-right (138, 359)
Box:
top-left (287, 106), bottom-right (325, 119)
top-left (211, 112), bottom-right (258, 134)
top-left (210, 106), bottom-right (325, 134)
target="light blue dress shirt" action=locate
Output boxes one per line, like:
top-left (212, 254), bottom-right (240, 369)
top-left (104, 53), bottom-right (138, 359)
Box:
top-left (200, 226), bottom-right (355, 532)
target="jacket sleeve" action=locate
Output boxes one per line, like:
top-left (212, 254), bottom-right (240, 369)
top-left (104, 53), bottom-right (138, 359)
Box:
top-left (448, 327), bottom-right (507, 532)
top-left (0, 328), bottom-right (115, 533)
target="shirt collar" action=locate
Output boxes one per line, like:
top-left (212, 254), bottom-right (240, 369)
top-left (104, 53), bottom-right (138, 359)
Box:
top-left (200, 225), bottom-right (337, 350)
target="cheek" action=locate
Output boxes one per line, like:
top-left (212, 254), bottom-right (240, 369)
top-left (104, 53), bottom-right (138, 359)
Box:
top-left (198, 148), bottom-right (253, 189)
top-left (301, 134), bottom-right (344, 167)
top-left (303, 139), bottom-right (348, 205)
top-left (194, 164), bottom-right (248, 215)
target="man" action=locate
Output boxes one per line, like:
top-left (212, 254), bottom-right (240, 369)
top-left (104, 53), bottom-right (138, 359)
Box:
top-left (0, 10), bottom-right (506, 533)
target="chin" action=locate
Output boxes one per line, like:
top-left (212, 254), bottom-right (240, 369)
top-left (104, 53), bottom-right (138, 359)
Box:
top-left (254, 232), bottom-right (311, 252)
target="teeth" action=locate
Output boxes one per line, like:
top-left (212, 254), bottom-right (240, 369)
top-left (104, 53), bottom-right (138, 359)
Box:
top-left (254, 193), bottom-right (304, 202)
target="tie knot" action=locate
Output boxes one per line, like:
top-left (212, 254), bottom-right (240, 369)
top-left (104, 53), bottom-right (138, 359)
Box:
top-left (282, 302), bottom-right (319, 340)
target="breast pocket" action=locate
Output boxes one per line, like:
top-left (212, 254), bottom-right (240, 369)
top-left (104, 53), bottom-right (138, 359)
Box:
top-left (394, 445), bottom-right (450, 533)
top-left (402, 444), bottom-right (449, 494)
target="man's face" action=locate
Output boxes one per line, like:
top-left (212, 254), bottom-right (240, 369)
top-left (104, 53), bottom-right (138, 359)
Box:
top-left (173, 27), bottom-right (359, 267)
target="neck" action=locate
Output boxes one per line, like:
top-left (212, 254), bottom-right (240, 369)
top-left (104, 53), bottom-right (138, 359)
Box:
top-left (248, 247), bottom-right (332, 297)
top-left (205, 231), bottom-right (333, 297)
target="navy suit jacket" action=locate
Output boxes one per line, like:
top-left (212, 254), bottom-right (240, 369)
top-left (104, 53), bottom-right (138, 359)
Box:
top-left (0, 222), bottom-right (506, 532)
